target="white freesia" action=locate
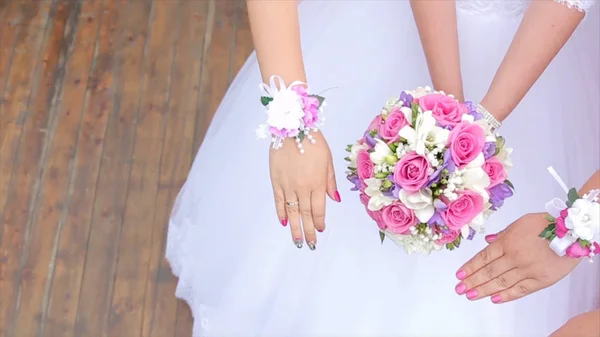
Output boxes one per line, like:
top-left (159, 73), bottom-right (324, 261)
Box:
top-left (424, 124), bottom-right (450, 148)
top-left (387, 233), bottom-right (443, 255)
top-left (405, 86), bottom-right (432, 99)
top-left (460, 153), bottom-right (491, 201)
top-left (348, 143), bottom-right (368, 168)
top-left (364, 178), bottom-right (394, 211)
top-left (369, 139), bottom-right (393, 165)
top-left (398, 189), bottom-right (435, 223)
top-left (495, 146), bottom-right (513, 171)
top-left (460, 212), bottom-right (486, 239)
top-left (399, 110), bottom-right (437, 155)
top-left (265, 88), bottom-right (305, 130)
top-left (565, 198), bottom-right (600, 242)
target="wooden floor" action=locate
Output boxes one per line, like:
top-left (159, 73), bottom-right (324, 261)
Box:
top-left (0, 0), bottom-right (253, 336)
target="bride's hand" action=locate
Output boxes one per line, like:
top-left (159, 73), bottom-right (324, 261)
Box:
top-left (455, 213), bottom-right (580, 303)
top-left (270, 131), bottom-right (339, 250)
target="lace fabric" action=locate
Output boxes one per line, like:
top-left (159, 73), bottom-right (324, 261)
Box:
top-left (457, 0), bottom-right (596, 15)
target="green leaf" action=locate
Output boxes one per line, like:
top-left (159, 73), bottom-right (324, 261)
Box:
top-left (566, 188), bottom-right (580, 207)
top-left (260, 96), bottom-right (273, 106)
top-left (382, 179), bottom-right (393, 189)
top-left (539, 224), bottom-right (556, 240)
top-left (494, 136), bottom-right (505, 156)
top-left (314, 95), bottom-right (325, 106)
top-left (297, 132), bottom-right (305, 142)
top-left (346, 144), bottom-right (353, 152)
top-left (411, 102), bottom-right (420, 125)
top-left (446, 242), bottom-right (456, 251)
top-left (579, 240), bottom-right (591, 248)
top-left (453, 235), bottom-right (462, 248)
top-left (344, 156), bottom-right (351, 162)
top-left (379, 231), bottom-right (385, 244)
top-left (505, 179), bottom-right (515, 190)
top-left (375, 172), bottom-right (388, 179)
top-left (545, 214), bottom-right (555, 222)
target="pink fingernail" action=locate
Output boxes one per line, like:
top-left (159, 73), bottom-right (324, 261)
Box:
top-left (334, 190), bottom-right (341, 202)
top-left (456, 270), bottom-right (467, 280)
top-left (317, 228), bottom-right (324, 233)
top-left (455, 283), bottom-right (467, 295)
top-left (485, 234), bottom-right (497, 242)
top-left (466, 289), bottom-right (478, 300)
top-left (491, 295), bottom-right (502, 303)
top-left (281, 219), bottom-right (287, 227)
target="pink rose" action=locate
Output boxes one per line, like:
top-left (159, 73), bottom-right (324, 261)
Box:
top-left (367, 115), bottom-right (383, 133)
top-left (356, 150), bottom-right (374, 181)
top-left (483, 157), bottom-right (507, 188)
top-left (379, 108), bottom-right (409, 143)
top-left (360, 193), bottom-right (386, 230)
top-left (393, 151), bottom-right (430, 192)
top-left (435, 229), bottom-right (460, 244)
top-left (418, 94), bottom-right (468, 127)
top-left (381, 201), bottom-right (417, 234)
top-left (555, 208), bottom-right (569, 238)
top-left (442, 190), bottom-right (484, 230)
top-left (292, 85), bottom-right (320, 128)
top-left (565, 242), bottom-right (600, 258)
top-left (447, 121), bottom-right (486, 168)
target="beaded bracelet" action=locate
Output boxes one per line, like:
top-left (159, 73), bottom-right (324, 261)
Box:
top-left (255, 76), bottom-right (326, 154)
top-left (540, 167), bottom-right (600, 261)
top-left (473, 102), bottom-right (502, 130)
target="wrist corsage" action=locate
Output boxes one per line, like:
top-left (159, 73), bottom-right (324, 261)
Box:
top-left (255, 76), bottom-right (326, 154)
top-left (540, 167), bottom-right (600, 261)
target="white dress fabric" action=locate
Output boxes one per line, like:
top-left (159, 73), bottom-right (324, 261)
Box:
top-left (166, 1), bottom-right (600, 336)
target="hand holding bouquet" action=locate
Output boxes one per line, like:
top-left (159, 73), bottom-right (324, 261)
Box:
top-left (345, 87), bottom-right (514, 254)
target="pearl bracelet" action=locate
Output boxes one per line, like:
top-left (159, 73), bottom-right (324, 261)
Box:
top-left (474, 103), bottom-right (502, 130)
top-left (255, 76), bottom-right (326, 154)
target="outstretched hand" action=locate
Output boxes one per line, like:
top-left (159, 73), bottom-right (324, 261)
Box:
top-left (270, 131), bottom-right (339, 250)
top-left (454, 213), bottom-right (580, 303)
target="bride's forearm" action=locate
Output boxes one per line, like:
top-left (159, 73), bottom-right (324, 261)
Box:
top-left (410, 0), bottom-right (464, 101)
top-left (247, 0), bottom-right (306, 83)
top-left (481, 0), bottom-right (584, 121)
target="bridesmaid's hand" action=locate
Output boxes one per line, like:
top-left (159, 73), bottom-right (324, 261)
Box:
top-left (455, 213), bottom-right (580, 303)
top-left (550, 310), bottom-right (600, 337)
top-left (270, 131), bottom-right (339, 250)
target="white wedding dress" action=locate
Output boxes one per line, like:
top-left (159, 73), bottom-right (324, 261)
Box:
top-left (166, 1), bottom-right (600, 336)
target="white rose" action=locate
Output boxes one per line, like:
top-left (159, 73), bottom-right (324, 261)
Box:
top-left (565, 199), bottom-right (600, 242)
top-left (364, 178), bottom-right (394, 211)
top-left (348, 143), bottom-right (368, 168)
top-left (266, 89), bottom-right (305, 130)
top-left (369, 139), bottom-right (393, 165)
top-left (398, 189), bottom-right (435, 223)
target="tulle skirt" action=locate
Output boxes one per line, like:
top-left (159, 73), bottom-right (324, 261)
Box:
top-left (166, 2), bottom-right (600, 336)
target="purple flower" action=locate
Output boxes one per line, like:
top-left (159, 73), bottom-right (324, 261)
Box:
top-left (483, 142), bottom-right (496, 160)
top-left (489, 182), bottom-right (514, 210)
top-left (347, 175), bottom-right (361, 191)
top-left (464, 101), bottom-right (482, 121)
top-left (399, 91), bottom-right (414, 107)
top-left (363, 131), bottom-right (377, 148)
top-left (427, 149), bottom-right (456, 186)
top-left (434, 198), bottom-right (448, 211)
top-left (466, 228), bottom-right (476, 240)
top-left (427, 211), bottom-right (445, 226)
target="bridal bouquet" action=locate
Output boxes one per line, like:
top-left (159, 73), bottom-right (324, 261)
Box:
top-left (345, 87), bottom-right (515, 254)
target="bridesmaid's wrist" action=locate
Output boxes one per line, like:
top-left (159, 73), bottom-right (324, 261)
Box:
top-left (480, 95), bottom-right (512, 122)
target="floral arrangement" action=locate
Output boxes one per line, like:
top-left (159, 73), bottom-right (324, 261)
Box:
top-left (256, 76), bottom-right (325, 154)
top-left (541, 183), bottom-right (599, 261)
top-left (345, 87), bottom-right (514, 254)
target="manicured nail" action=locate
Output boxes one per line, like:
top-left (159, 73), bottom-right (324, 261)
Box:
top-left (334, 190), bottom-right (341, 202)
top-left (485, 234), bottom-right (497, 242)
top-left (294, 239), bottom-right (303, 249)
top-left (317, 228), bottom-right (324, 233)
top-left (456, 270), bottom-right (467, 280)
top-left (466, 289), bottom-right (478, 300)
top-left (307, 241), bottom-right (316, 251)
top-left (281, 219), bottom-right (288, 227)
top-left (491, 295), bottom-right (502, 304)
top-left (455, 283), bottom-right (467, 295)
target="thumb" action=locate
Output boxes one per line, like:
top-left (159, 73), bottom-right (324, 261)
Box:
top-left (325, 160), bottom-right (340, 202)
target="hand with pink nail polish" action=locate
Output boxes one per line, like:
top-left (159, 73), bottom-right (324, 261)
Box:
top-left (454, 213), bottom-right (581, 303)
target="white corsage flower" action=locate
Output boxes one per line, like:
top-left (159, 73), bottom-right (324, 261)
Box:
top-left (565, 198), bottom-right (600, 242)
top-left (370, 139), bottom-right (393, 165)
top-left (266, 88), bottom-right (305, 130)
top-left (364, 177), bottom-right (394, 211)
top-left (461, 153), bottom-right (491, 201)
top-left (398, 189), bottom-right (435, 223)
top-left (348, 143), bottom-right (368, 168)
top-left (399, 110), bottom-right (437, 155)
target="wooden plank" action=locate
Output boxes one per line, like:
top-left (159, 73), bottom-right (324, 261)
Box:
top-left (106, 1), bottom-right (181, 335)
top-left (0, 0), bottom-right (22, 98)
top-left (230, 1), bottom-right (253, 83)
top-left (10, 0), bottom-right (94, 334)
top-left (0, 1), bottom-right (61, 335)
top-left (140, 1), bottom-right (208, 336)
top-left (72, 0), bottom-right (154, 335)
top-left (43, 1), bottom-right (122, 336)
top-left (0, 1), bottom-right (52, 237)
top-left (193, 0), bottom-right (237, 152)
